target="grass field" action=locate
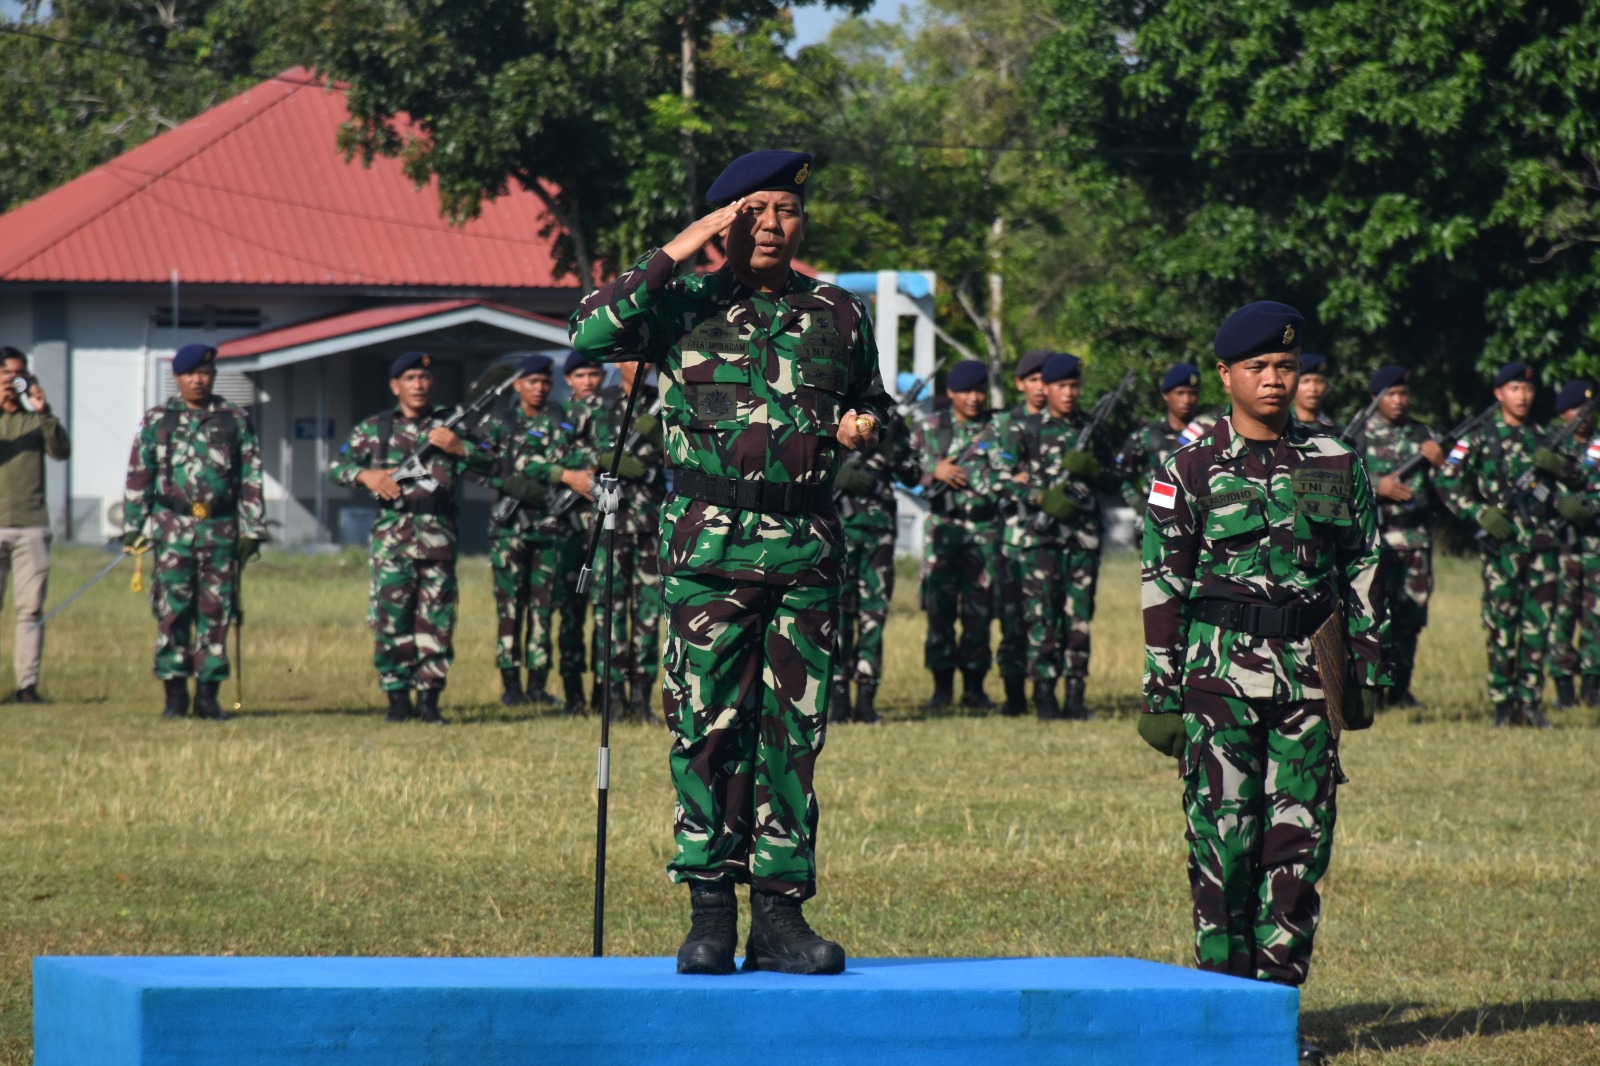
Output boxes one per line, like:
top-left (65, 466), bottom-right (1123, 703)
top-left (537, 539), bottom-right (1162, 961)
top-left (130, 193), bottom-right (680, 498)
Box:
top-left (3, 545), bottom-right (1598, 1064)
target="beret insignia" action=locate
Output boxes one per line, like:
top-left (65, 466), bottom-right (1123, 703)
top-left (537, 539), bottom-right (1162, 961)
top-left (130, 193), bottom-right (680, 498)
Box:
top-left (795, 163), bottom-right (810, 185)
top-left (1282, 324), bottom-right (1296, 346)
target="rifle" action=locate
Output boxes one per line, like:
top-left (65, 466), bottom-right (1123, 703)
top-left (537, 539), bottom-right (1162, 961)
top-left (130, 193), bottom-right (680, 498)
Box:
top-left (1339, 389), bottom-right (1388, 445)
top-left (1511, 392), bottom-right (1596, 511)
top-left (837, 349), bottom-right (958, 516)
top-left (1389, 403), bottom-right (1497, 481)
top-left (534, 392), bottom-right (663, 527)
top-left (384, 367), bottom-right (517, 498)
top-left (1030, 369), bottom-right (1136, 532)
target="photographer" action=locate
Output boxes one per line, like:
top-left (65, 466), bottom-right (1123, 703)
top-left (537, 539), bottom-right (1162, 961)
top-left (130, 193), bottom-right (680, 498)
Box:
top-left (0, 347), bottom-right (71, 703)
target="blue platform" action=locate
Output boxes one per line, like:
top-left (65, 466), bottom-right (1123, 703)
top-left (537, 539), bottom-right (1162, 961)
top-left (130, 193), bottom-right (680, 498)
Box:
top-left (34, 955), bottom-right (1299, 1065)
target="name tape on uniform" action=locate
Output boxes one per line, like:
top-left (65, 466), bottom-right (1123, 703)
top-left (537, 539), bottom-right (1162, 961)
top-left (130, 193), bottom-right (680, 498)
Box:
top-left (1149, 480), bottom-right (1178, 509)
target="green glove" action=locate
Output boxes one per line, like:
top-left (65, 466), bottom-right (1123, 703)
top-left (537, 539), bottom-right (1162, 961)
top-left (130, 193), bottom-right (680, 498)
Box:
top-left (1558, 496), bottom-right (1595, 526)
top-left (874, 417), bottom-right (904, 457)
top-left (1532, 447), bottom-right (1567, 476)
top-left (1060, 451), bottom-right (1101, 480)
top-left (614, 454), bottom-right (648, 481)
top-left (632, 412), bottom-right (663, 448)
top-left (1477, 506), bottom-right (1515, 542)
top-left (1039, 486), bottom-right (1082, 521)
top-left (1137, 713), bottom-right (1186, 759)
top-left (501, 473), bottom-right (547, 504)
top-left (121, 530), bottom-right (143, 550)
top-left (1342, 687), bottom-right (1377, 730)
top-left (835, 463), bottom-right (875, 494)
top-left (236, 537), bottom-right (262, 566)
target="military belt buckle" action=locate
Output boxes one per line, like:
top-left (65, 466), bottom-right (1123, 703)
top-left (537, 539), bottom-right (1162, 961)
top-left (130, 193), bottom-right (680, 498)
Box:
top-left (190, 502), bottom-right (211, 519)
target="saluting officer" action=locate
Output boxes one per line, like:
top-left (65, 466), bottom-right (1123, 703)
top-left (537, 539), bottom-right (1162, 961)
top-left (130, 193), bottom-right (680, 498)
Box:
top-left (1138, 303), bottom-right (1383, 1066)
top-left (123, 343), bottom-right (266, 719)
top-left (569, 149), bottom-right (889, 976)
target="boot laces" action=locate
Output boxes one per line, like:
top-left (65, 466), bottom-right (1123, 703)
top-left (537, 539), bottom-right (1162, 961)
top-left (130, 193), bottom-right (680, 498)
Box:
top-left (764, 898), bottom-right (818, 939)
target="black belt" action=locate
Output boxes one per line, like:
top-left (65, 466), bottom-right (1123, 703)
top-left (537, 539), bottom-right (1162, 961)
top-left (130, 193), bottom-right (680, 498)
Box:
top-left (1189, 598), bottom-right (1330, 639)
top-left (156, 497), bottom-right (235, 519)
top-left (674, 469), bottom-right (834, 515)
top-left (384, 497), bottom-right (456, 517)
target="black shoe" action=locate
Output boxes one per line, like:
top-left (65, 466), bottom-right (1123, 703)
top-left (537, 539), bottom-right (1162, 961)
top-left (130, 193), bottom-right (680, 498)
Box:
top-left (417, 688), bottom-right (447, 725)
top-left (924, 669), bottom-right (954, 710)
top-left (526, 670), bottom-right (562, 709)
top-left (1555, 677), bottom-right (1578, 709)
top-left (595, 682), bottom-right (627, 720)
top-left (1000, 676), bottom-right (1027, 717)
top-left (1034, 681), bottom-right (1062, 721)
top-left (1583, 675), bottom-right (1600, 707)
top-left (1521, 700), bottom-right (1553, 729)
top-left (1064, 678), bottom-right (1094, 720)
top-left (854, 682), bottom-right (881, 724)
top-left (1387, 689), bottom-right (1424, 709)
top-left (1298, 1038), bottom-right (1327, 1064)
top-left (193, 681), bottom-right (230, 721)
top-left (500, 668), bottom-right (527, 708)
top-left (9, 684), bottom-right (44, 704)
top-left (1493, 701), bottom-right (1514, 727)
top-left (162, 677), bottom-right (190, 718)
top-left (562, 675), bottom-right (588, 717)
top-left (960, 670), bottom-right (994, 711)
top-left (743, 891), bottom-right (846, 975)
top-left (632, 683), bottom-right (661, 725)
top-left (385, 689), bottom-right (414, 722)
top-left (675, 879), bottom-right (738, 975)
top-left (830, 680), bottom-right (853, 723)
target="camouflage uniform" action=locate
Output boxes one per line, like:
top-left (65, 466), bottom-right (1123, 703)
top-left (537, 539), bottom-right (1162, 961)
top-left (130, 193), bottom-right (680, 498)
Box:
top-left (1142, 415), bottom-right (1385, 986)
top-left (1436, 411), bottom-right (1565, 718)
top-left (995, 402), bottom-right (1042, 691)
top-left (833, 412), bottom-right (921, 694)
top-left (1546, 429), bottom-right (1600, 695)
top-left (475, 400), bottom-right (595, 680)
top-left (124, 396), bottom-right (266, 682)
top-left (569, 248), bottom-right (888, 899)
top-left (1354, 414), bottom-right (1437, 700)
top-left (329, 408), bottom-right (495, 693)
top-left (1117, 416), bottom-right (1185, 518)
top-left (911, 410), bottom-right (1010, 676)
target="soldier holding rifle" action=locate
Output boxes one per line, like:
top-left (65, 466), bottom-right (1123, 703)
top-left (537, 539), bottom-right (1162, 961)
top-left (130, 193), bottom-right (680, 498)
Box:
top-left (1543, 380), bottom-right (1599, 708)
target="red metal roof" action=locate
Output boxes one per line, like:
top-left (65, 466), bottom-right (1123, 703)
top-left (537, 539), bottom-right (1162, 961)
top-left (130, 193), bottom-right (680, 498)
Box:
top-left (0, 69), bottom-right (572, 289)
top-left (215, 299), bottom-right (566, 360)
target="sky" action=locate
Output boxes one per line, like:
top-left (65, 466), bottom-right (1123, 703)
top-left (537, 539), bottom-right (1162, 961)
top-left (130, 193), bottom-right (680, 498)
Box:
top-left (790, 0), bottom-right (916, 51)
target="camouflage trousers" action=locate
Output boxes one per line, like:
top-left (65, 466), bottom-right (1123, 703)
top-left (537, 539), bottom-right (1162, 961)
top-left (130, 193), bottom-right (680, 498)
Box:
top-left (1548, 542), bottom-right (1600, 681)
top-left (592, 526), bottom-right (661, 693)
top-left (368, 552), bottom-right (456, 693)
top-left (996, 534), bottom-right (1028, 681)
top-left (491, 530), bottom-right (586, 678)
top-left (1376, 543), bottom-right (1431, 691)
top-left (1021, 542), bottom-right (1100, 683)
top-left (150, 541), bottom-right (237, 682)
top-left (1479, 544), bottom-right (1558, 708)
top-left (662, 573), bottom-right (837, 900)
top-left (836, 517), bottom-right (896, 685)
top-left (921, 517), bottom-right (1000, 673)
top-left (1182, 696), bottom-right (1338, 987)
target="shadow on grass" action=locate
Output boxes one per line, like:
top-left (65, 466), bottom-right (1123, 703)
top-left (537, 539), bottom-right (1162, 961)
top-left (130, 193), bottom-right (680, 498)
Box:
top-left (882, 692), bottom-right (1146, 723)
top-left (1304, 998), bottom-right (1600, 1053)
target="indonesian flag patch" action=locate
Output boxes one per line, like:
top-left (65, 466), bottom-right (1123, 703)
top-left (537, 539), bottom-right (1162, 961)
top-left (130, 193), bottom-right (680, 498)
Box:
top-left (1447, 439), bottom-right (1470, 466)
top-left (1148, 480), bottom-right (1178, 509)
top-left (1586, 440), bottom-right (1600, 467)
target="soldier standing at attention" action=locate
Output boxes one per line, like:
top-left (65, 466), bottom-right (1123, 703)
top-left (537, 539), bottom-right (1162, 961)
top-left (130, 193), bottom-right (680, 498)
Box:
top-left (1352, 365), bottom-right (1445, 708)
top-left (995, 349), bottom-right (1051, 715)
top-left (560, 350), bottom-right (607, 714)
top-left (1542, 380), bottom-right (1598, 708)
top-left (568, 149), bottom-right (888, 976)
top-left (329, 351), bottom-right (495, 724)
top-left (475, 353), bottom-right (595, 709)
top-left (995, 353), bottom-right (1118, 719)
top-left (912, 359), bottom-right (1008, 711)
top-left (123, 343), bottom-right (266, 720)
top-left (1138, 303), bottom-right (1383, 1066)
top-left (1292, 353), bottom-right (1339, 432)
top-left (1117, 363), bottom-right (1202, 530)
top-left (1436, 363), bottom-right (1583, 727)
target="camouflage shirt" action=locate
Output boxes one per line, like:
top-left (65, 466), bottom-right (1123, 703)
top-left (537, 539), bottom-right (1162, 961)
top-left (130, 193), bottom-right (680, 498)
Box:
top-left (993, 409), bottom-right (1116, 551)
top-left (835, 410), bottom-right (922, 530)
top-left (124, 395), bottom-right (266, 548)
top-left (476, 400), bottom-right (595, 537)
top-left (1355, 414), bottom-right (1437, 548)
top-left (329, 406), bottom-right (496, 561)
top-left (1436, 409), bottom-right (1566, 552)
top-left (1117, 416), bottom-right (1186, 514)
top-left (911, 410), bottom-right (1011, 526)
top-left (1141, 415), bottom-right (1386, 715)
top-left (568, 249), bottom-right (889, 585)
top-left (592, 382), bottom-right (668, 536)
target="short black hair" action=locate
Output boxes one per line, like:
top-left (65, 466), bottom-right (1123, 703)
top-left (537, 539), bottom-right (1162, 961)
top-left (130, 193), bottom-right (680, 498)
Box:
top-left (0, 346), bottom-right (26, 369)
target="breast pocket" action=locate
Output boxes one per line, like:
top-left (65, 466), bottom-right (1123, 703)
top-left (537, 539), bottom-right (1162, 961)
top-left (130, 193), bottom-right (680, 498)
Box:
top-left (791, 345), bottom-right (848, 438)
top-left (1200, 495), bottom-right (1268, 576)
top-left (1294, 493), bottom-right (1354, 569)
top-left (677, 350), bottom-right (751, 431)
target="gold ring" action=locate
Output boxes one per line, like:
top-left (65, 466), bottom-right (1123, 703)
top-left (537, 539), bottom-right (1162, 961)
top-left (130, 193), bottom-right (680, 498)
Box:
top-left (855, 414), bottom-right (875, 436)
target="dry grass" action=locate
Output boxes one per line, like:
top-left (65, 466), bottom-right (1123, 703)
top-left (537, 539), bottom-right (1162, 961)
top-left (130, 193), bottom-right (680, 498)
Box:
top-left (1, 547), bottom-right (1597, 1063)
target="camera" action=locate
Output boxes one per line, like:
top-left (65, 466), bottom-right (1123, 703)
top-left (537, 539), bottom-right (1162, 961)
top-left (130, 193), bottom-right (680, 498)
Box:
top-left (9, 374), bottom-right (38, 412)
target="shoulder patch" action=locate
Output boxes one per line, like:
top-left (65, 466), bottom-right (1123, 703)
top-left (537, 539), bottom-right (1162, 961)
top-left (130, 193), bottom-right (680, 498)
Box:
top-left (1447, 439), bottom-right (1470, 466)
top-left (1585, 439), bottom-right (1600, 467)
top-left (1148, 479), bottom-right (1178, 510)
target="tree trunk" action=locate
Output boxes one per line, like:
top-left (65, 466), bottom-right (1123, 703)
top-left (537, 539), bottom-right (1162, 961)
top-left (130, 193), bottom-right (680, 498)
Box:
top-left (527, 180), bottom-right (597, 294)
top-left (681, 0), bottom-right (698, 229)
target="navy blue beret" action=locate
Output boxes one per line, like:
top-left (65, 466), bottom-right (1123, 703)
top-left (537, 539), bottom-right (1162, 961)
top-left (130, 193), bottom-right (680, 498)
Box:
top-left (1015, 350), bottom-right (1051, 379)
top-left (390, 350), bottom-right (432, 378)
top-left (1492, 362), bottom-right (1535, 389)
top-left (515, 354), bottom-right (554, 378)
top-left (1298, 353), bottom-right (1328, 376)
top-left (1213, 302), bottom-right (1305, 364)
top-left (172, 343), bottom-right (217, 375)
top-left (1555, 379), bottom-right (1595, 414)
top-left (1041, 353), bottom-right (1082, 383)
top-left (706, 150), bottom-right (813, 205)
top-left (1369, 364), bottom-right (1410, 396)
top-left (1161, 364), bottom-right (1200, 392)
top-left (563, 350), bottom-right (598, 376)
top-left (946, 359), bottom-right (989, 392)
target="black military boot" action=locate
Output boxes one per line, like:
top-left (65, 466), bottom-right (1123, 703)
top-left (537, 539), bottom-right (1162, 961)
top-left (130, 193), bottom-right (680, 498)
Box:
top-left (500, 668), bottom-right (527, 707)
top-left (1583, 675), bottom-right (1600, 707)
top-left (924, 669), bottom-right (955, 710)
top-left (631, 682), bottom-right (661, 726)
top-left (1298, 1037), bottom-right (1328, 1064)
top-left (526, 670), bottom-right (562, 709)
top-left (1064, 678), bottom-right (1094, 720)
top-left (1000, 676), bottom-right (1028, 717)
top-left (1493, 701), bottom-right (1514, 727)
top-left (830, 679), bottom-right (853, 724)
top-left (1521, 699), bottom-right (1552, 729)
top-left (161, 677), bottom-right (190, 718)
top-left (675, 879), bottom-right (738, 976)
top-left (1554, 676), bottom-right (1578, 709)
top-left (192, 681), bottom-right (230, 721)
top-left (562, 675), bottom-right (587, 716)
top-left (960, 670), bottom-right (994, 711)
top-left (385, 689), bottom-right (414, 723)
top-left (854, 682), bottom-right (880, 724)
top-left (416, 687), bottom-right (447, 725)
top-left (743, 890), bottom-right (846, 975)
top-left (1034, 681), bottom-right (1062, 721)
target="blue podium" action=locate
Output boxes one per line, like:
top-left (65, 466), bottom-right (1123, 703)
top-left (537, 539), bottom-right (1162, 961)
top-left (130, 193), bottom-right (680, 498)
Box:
top-left (34, 955), bottom-right (1298, 1065)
